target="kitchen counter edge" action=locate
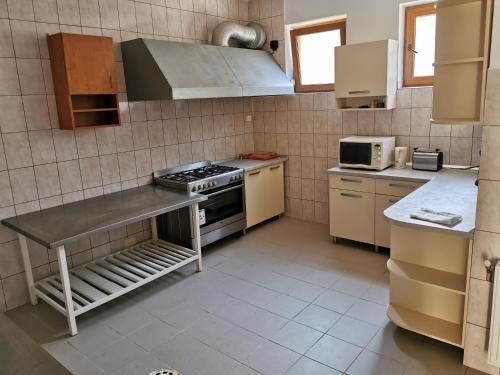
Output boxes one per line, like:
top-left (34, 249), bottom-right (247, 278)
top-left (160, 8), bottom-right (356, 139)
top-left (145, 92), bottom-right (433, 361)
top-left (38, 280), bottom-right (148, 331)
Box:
top-left (219, 156), bottom-right (288, 172)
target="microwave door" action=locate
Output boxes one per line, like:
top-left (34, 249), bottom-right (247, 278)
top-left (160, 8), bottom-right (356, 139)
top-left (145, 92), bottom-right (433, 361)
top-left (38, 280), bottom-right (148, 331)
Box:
top-left (340, 142), bottom-right (372, 166)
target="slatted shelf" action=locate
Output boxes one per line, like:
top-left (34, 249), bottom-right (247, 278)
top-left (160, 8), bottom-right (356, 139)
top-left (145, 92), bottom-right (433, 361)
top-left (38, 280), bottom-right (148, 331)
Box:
top-left (33, 239), bottom-right (199, 317)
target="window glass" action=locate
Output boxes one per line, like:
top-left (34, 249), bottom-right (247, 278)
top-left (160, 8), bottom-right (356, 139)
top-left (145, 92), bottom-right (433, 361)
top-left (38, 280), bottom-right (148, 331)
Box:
top-left (414, 13), bottom-right (436, 77)
top-left (290, 20), bottom-right (346, 92)
top-left (297, 29), bottom-right (342, 85)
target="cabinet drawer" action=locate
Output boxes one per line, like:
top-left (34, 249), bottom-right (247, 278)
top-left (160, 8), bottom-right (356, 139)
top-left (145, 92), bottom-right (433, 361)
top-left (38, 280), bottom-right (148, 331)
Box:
top-left (376, 179), bottom-right (425, 197)
top-left (375, 195), bottom-right (401, 248)
top-left (330, 189), bottom-right (375, 244)
top-left (329, 175), bottom-right (375, 193)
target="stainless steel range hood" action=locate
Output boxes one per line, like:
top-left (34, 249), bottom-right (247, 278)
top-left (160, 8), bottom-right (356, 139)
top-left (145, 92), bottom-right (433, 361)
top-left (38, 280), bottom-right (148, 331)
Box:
top-left (121, 38), bottom-right (294, 100)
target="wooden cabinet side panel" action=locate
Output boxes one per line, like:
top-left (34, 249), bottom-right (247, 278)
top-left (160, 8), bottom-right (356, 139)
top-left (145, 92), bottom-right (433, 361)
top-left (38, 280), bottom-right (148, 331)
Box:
top-left (245, 168), bottom-right (266, 228)
top-left (267, 164), bottom-right (285, 217)
top-left (63, 34), bottom-right (117, 94)
top-left (375, 195), bottom-right (400, 247)
top-left (47, 33), bottom-right (73, 130)
top-left (391, 224), bottom-right (469, 275)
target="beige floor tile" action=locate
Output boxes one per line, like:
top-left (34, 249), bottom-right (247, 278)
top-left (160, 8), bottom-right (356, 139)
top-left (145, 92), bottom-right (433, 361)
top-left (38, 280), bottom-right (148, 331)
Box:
top-left (328, 315), bottom-right (380, 347)
top-left (347, 350), bottom-right (405, 375)
top-left (306, 334), bottom-right (363, 372)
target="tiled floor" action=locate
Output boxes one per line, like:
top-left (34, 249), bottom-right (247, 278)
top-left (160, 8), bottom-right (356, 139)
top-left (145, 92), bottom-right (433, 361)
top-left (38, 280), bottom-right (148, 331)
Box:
top-left (6, 218), bottom-right (487, 375)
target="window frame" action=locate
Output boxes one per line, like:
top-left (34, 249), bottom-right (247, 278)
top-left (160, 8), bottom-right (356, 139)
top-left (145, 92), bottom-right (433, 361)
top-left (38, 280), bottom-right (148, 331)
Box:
top-left (290, 19), bottom-right (347, 93)
top-left (403, 3), bottom-right (436, 87)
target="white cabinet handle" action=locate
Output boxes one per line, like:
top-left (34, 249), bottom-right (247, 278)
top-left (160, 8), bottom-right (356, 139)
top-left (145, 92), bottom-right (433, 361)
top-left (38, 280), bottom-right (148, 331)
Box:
top-left (389, 183), bottom-right (415, 189)
top-left (341, 177), bottom-right (362, 183)
top-left (349, 90), bottom-right (370, 95)
top-left (269, 165), bottom-right (281, 171)
top-left (341, 192), bottom-right (362, 198)
top-left (249, 171), bottom-right (261, 176)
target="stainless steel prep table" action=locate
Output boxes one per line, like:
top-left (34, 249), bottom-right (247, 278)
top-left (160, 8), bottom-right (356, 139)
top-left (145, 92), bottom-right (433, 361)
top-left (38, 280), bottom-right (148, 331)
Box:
top-left (2, 185), bottom-right (207, 336)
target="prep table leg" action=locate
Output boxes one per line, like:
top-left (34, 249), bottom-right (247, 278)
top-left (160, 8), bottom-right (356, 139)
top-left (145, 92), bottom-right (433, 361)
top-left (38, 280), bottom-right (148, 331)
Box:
top-left (150, 217), bottom-right (158, 240)
top-left (191, 202), bottom-right (203, 272)
top-left (56, 245), bottom-right (77, 336)
top-left (18, 234), bottom-right (37, 305)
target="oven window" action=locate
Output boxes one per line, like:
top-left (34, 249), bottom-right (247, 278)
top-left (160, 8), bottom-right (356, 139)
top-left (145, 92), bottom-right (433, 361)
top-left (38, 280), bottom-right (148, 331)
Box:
top-left (340, 142), bottom-right (372, 165)
top-left (199, 185), bottom-right (243, 227)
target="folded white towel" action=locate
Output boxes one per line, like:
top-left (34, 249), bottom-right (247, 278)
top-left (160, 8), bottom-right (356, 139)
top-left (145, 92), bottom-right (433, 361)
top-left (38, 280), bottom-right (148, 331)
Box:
top-left (410, 208), bottom-right (463, 227)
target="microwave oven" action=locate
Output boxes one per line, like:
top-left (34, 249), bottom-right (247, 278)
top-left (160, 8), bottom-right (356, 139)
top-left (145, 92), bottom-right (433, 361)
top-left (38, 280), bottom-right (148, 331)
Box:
top-left (339, 136), bottom-right (395, 170)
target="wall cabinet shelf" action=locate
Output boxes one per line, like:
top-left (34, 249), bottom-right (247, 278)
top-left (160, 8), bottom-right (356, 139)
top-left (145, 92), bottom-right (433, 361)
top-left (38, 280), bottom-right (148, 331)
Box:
top-left (388, 225), bottom-right (471, 348)
top-left (387, 259), bottom-right (466, 294)
top-left (431, 0), bottom-right (493, 125)
top-left (48, 33), bottom-right (121, 130)
top-left (335, 39), bottom-right (398, 110)
top-left (387, 304), bottom-right (463, 347)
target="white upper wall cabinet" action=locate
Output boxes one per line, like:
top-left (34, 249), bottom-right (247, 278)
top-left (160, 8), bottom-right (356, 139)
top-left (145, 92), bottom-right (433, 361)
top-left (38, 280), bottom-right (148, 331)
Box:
top-left (334, 39), bottom-right (398, 110)
top-left (432, 0), bottom-right (493, 125)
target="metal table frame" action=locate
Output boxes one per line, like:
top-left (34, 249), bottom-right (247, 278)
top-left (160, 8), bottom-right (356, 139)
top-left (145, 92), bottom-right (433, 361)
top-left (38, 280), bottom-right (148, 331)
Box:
top-left (16, 203), bottom-right (202, 336)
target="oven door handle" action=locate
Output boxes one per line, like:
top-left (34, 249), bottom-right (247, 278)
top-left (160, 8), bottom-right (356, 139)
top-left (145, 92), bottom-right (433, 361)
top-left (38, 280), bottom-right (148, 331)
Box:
top-left (203, 184), bottom-right (243, 198)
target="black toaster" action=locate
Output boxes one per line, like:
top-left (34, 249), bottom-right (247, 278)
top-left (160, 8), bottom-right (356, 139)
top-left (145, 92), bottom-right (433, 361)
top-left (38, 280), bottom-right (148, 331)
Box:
top-left (412, 148), bottom-right (443, 171)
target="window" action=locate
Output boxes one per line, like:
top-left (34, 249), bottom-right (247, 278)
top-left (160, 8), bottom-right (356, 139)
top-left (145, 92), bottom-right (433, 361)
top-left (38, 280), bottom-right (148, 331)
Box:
top-left (290, 19), bottom-right (346, 93)
top-left (403, 3), bottom-right (436, 87)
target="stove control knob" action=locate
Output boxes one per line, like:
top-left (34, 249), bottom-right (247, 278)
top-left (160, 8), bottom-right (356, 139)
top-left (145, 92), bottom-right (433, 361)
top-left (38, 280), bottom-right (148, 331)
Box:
top-left (202, 184), bottom-right (207, 189)
top-left (197, 185), bottom-right (202, 191)
top-left (191, 186), bottom-right (196, 192)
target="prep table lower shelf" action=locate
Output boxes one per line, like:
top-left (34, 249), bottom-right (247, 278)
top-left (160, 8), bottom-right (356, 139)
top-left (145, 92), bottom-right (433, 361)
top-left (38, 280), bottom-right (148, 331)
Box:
top-left (34, 239), bottom-right (199, 318)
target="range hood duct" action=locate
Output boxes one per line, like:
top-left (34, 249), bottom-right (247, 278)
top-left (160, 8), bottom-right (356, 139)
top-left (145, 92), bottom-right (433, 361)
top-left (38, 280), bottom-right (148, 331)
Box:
top-left (212, 21), bottom-right (266, 49)
top-left (121, 38), bottom-right (294, 100)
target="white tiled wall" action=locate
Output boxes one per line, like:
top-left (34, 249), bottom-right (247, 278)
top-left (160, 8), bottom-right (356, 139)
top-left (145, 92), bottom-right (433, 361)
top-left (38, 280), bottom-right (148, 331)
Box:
top-left (248, 0), bottom-right (482, 225)
top-left (0, 0), bottom-right (255, 311)
top-left (465, 68), bottom-right (500, 375)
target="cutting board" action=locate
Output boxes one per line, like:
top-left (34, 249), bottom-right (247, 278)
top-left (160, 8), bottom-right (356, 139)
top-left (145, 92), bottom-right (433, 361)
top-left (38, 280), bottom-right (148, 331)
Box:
top-left (239, 152), bottom-right (278, 160)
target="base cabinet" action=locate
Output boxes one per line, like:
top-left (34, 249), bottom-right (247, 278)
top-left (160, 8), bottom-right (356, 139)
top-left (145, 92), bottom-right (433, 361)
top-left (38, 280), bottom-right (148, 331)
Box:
top-left (330, 189), bottom-right (375, 244)
top-left (245, 163), bottom-right (285, 228)
top-left (375, 195), bottom-right (401, 247)
top-left (329, 174), bottom-right (425, 248)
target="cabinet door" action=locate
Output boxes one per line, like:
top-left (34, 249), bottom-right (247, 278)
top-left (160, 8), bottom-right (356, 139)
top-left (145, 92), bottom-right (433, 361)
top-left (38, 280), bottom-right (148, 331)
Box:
top-left (245, 168), bottom-right (267, 228)
top-left (335, 40), bottom-right (388, 98)
top-left (62, 34), bottom-right (117, 94)
top-left (329, 189), bottom-right (375, 244)
top-left (375, 195), bottom-right (401, 248)
top-left (266, 163), bottom-right (285, 218)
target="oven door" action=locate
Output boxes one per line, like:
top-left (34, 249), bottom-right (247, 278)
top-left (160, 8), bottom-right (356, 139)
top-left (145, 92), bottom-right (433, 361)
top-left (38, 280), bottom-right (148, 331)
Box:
top-left (339, 142), bottom-right (373, 167)
top-left (198, 182), bottom-right (245, 235)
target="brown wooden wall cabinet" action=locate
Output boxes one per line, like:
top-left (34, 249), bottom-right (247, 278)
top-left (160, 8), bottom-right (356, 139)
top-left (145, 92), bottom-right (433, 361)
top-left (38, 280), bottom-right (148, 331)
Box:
top-left (47, 33), bottom-right (120, 130)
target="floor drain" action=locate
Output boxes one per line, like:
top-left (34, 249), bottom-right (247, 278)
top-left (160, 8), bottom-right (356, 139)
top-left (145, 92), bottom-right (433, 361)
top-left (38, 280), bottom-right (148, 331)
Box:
top-left (149, 369), bottom-right (180, 375)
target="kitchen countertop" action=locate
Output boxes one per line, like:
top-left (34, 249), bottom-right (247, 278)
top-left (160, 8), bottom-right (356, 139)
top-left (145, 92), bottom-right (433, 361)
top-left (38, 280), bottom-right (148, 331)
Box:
top-left (327, 165), bottom-right (438, 182)
top-left (384, 169), bottom-right (478, 238)
top-left (2, 185), bottom-right (207, 249)
top-left (328, 166), bottom-right (478, 238)
top-left (219, 156), bottom-right (288, 172)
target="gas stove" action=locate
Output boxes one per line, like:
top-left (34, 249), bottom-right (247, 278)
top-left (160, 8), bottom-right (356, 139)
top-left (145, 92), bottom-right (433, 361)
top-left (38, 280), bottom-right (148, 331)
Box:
top-left (154, 161), bottom-right (244, 193)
